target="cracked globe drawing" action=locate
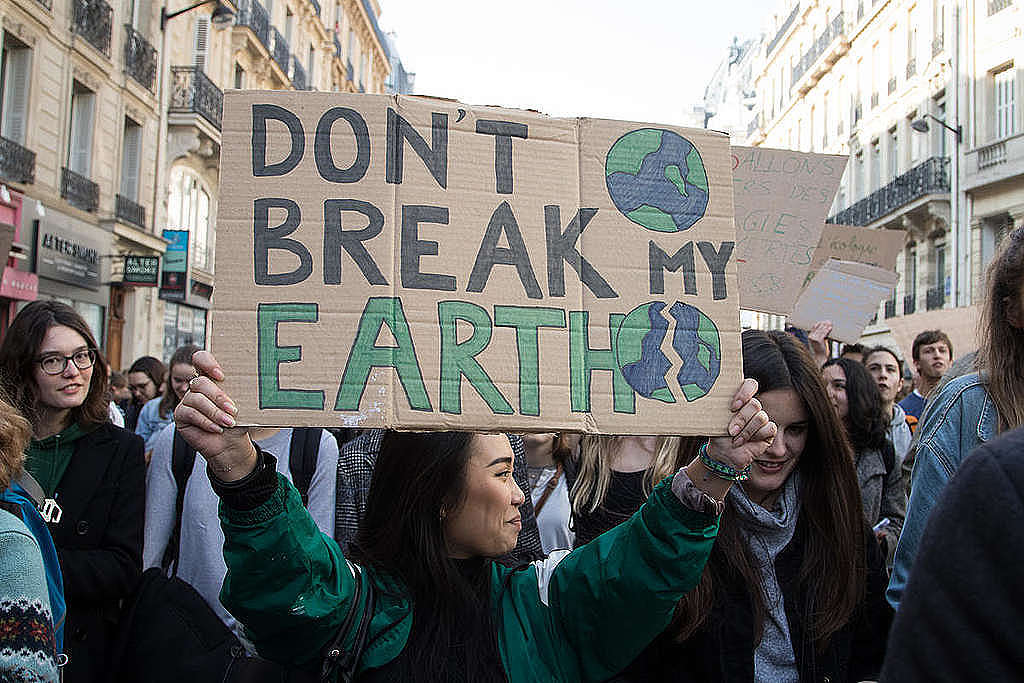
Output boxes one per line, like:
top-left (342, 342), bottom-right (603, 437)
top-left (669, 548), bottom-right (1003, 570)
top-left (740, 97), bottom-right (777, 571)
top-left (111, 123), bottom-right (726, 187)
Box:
top-left (605, 128), bottom-right (709, 233)
top-left (614, 301), bottom-right (722, 403)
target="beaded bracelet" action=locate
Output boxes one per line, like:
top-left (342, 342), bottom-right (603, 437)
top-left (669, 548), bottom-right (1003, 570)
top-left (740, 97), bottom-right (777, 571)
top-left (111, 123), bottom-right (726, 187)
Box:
top-left (698, 440), bottom-right (751, 481)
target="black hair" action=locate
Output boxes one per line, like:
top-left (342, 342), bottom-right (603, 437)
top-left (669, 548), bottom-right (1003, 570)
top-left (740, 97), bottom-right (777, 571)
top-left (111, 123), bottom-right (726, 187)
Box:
top-left (822, 357), bottom-right (888, 453)
top-left (864, 345), bottom-right (903, 376)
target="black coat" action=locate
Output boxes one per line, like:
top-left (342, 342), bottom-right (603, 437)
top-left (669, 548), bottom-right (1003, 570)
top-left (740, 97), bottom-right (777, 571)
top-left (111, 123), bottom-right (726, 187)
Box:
top-left (880, 426), bottom-right (1024, 682)
top-left (617, 516), bottom-right (893, 683)
top-left (49, 423), bottom-right (146, 682)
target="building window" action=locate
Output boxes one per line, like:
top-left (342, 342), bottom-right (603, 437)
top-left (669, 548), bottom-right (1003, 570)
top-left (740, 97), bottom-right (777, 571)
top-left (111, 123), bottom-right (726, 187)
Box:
top-left (163, 302), bottom-right (207, 361)
top-left (934, 241), bottom-right (947, 291)
top-left (935, 96), bottom-right (947, 157)
top-left (285, 8), bottom-right (294, 47)
top-left (308, 45), bottom-right (316, 84)
top-left (888, 127), bottom-right (899, 180)
top-left (167, 166), bottom-right (212, 272)
top-left (192, 15), bottom-right (209, 72)
top-left (908, 110), bottom-right (922, 161)
top-left (120, 118), bottom-right (142, 201)
top-left (994, 65), bottom-right (1017, 139)
top-left (234, 63), bottom-right (245, 89)
top-left (67, 81), bottom-right (95, 177)
top-left (854, 151), bottom-right (864, 200)
top-left (0, 33), bottom-right (31, 145)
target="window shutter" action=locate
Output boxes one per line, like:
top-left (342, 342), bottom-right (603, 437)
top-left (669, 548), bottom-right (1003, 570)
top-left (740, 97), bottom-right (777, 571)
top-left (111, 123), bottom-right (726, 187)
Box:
top-left (192, 16), bottom-right (210, 72)
top-left (2, 48), bottom-right (31, 144)
top-left (68, 90), bottom-right (95, 176)
top-left (120, 121), bottom-right (142, 200)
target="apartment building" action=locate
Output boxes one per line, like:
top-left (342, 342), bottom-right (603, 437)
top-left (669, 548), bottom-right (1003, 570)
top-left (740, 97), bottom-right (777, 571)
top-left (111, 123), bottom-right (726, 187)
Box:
top-left (739, 0), bottom-right (1021, 329)
top-left (0, 0), bottom-right (402, 366)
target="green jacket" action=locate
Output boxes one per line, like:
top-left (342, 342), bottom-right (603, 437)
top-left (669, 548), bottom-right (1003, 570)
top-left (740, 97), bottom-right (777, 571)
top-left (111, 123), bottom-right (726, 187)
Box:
top-left (219, 473), bottom-right (718, 682)
top-left (26, 423), bottom-right (89, 498)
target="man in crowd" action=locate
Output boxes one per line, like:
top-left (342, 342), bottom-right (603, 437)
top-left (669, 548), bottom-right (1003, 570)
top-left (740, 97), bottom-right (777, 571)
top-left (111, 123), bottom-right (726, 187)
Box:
top-left (898, 330), bottom-right (953, 421)
top-left (865, 346), bottom-right (913, 468)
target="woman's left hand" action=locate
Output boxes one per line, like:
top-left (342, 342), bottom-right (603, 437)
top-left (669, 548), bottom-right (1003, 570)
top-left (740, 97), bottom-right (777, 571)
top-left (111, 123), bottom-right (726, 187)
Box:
top-left (707, 378), bottom-right (777, 472)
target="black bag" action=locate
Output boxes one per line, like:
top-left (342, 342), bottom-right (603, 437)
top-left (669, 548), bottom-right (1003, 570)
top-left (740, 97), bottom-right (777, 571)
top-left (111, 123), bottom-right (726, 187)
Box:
top-left (115, 428), bottom-right (372, 683)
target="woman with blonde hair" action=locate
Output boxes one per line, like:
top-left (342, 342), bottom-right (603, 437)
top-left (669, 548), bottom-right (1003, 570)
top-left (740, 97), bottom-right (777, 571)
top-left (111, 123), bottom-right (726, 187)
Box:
top-left (0, 394), bottom-right (59, 681)
top-left (570, 436), bottom-right (690, 547)
top-left (889, 225), bottom-right (1024, 607)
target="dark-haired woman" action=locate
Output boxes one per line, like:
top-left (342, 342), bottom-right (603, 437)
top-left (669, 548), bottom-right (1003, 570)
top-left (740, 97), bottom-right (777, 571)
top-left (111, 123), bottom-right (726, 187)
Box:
top-left (0, 301), bottom-right (145, 683)
top-left (523, 433), bottom-right (575, 553)
top-left (174, 350), bottom-right (776, 682)
top-left (822, 357), bottom-right (906, 563)
top-left (619, 330), bottom-right (892, 683)
top-left (135, 344), bottom-right (197, 453)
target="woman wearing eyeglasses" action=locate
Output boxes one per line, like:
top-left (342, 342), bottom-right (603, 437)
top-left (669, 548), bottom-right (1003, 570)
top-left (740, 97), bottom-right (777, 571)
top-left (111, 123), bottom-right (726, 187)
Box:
top-left (0, 300), bottom-right (145, 683)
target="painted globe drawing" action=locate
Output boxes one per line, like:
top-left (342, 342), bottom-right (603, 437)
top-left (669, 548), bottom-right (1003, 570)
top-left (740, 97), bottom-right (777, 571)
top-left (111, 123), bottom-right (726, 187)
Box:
top-left (614, 301), bottom-right (721, 403)
top-left (605, 129), bottom-right (709, 233)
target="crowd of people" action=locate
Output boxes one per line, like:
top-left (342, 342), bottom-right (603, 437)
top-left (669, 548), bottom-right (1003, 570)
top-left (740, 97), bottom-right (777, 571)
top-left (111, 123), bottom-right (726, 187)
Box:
top-left (0, 225), bottom-right (1022, 681)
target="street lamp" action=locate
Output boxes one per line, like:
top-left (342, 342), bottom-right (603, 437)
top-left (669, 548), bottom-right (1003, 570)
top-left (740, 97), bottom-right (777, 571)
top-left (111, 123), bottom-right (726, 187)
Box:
top-left (910, 113), bottom-right (962, 142)
top-left (161, 0), bottom-right (235, 30)
top-left (911, 110), bottom-right (963, 309)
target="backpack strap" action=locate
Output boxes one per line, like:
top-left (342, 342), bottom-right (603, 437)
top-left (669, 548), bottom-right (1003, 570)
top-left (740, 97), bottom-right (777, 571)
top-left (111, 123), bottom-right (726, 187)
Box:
top-left (532, 463), bottom-right (564, 516)
top-left (162, 429), bottom-right (197, 575)
top-left (289, 427), bottom-right (322, 507)
top-left (320, 565), bottom-right (375, 683)
top-left (14, 470), bottom-right (62, 524)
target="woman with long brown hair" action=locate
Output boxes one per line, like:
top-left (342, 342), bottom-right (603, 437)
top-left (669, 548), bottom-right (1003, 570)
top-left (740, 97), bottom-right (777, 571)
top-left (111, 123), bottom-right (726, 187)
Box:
top-left (135, 344), bottom-right (198, 452)
top-left (889, 225), bottom-right (1024, 607)
top-left (617, 330), bottom-right (892, 683)
top-left (0, 301), bottom-right (145, 683)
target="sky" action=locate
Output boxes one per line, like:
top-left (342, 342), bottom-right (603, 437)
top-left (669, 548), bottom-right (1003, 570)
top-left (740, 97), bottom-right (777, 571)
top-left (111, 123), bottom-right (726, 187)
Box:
top-left (377, 0), bottom-right (772, 125)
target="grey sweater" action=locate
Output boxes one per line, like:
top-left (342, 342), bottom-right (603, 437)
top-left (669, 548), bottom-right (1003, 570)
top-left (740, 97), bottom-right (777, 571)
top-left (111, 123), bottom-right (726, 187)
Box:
top-left (143, 425), bottom-right (339, 638)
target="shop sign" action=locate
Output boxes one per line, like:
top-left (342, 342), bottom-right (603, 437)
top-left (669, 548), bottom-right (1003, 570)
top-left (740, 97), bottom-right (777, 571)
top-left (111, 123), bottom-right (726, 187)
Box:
top-left (124, 255), bottom-right (160, 286)
top-left (161, 230), bottom-right (189, 292)
top-left (36, 226), bottom-right (102, 290)
top-left (0, 268), bottom-right (38, 301)
top-left (190, 279), bottom-right (213, 300)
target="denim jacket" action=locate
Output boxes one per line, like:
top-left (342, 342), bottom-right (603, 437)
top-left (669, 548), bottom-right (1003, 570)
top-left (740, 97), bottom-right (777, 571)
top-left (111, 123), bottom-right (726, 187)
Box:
top-left (886, 372), bottom-right (998, 608)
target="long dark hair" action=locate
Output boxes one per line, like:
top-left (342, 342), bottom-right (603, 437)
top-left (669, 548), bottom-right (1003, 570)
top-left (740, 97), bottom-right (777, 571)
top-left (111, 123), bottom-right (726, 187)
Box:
top-left (128, 355), bottom-right (166, 398)
top-left (0, 300), bottom-right (110, 431)
top-left (350, 431), bottom-right (496, 679)
top-left (672, 330), bottom-right (865, 650)
top-left (979, 225), bottom-right (1024, 431)
top-left (822, 357), bottom-right (888, 453)
top-left (159, 344), bottom-right (199, 419)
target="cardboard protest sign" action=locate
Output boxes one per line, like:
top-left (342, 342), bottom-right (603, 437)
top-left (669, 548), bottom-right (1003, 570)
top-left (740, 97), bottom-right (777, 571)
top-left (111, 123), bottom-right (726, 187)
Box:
top-left (212, 91), bottom-right (742, 435)
top-left (804, 223), bottom-right (905, 288)
top-left (731, 146), bottom-right (848, 315)
top-left (789, 259), bottom-right (900, 343)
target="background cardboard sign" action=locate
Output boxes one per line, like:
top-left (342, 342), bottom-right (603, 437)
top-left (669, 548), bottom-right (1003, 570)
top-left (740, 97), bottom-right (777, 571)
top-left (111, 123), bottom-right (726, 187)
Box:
top-left (789, 259), bottom-right (900, 343)
top-left (212, 91), bottom-right (743, 435)
top-left (731, 146), bottom-right (848, 316)
top-left (805, 223), bottom-right (906, 288)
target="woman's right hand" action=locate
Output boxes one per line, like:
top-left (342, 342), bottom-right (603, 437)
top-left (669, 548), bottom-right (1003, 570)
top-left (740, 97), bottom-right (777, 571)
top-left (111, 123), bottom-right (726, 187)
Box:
top-left (173, 350), bottom-right (258, 481)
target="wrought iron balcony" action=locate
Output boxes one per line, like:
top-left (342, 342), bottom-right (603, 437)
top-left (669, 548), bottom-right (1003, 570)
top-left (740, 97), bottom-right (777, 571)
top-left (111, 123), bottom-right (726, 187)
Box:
top-left (828, 156), bottom-right (950, 227)
top-left (903, 293), bottom-right (916, 315)
top-left (169, 66), bottom-right (223, 130)
top-left (72, 0), bottom-right (113, 56)
top-left (767, 3), bottom-right (800, 55)
top-left (906, 59), bottom-right (916, 79)
top-left (884, 298), bottom-right (897, 318)
top-left (235, 0), bottom-right (270, 50)
top-left (926, 286), bottom-right (945, 310)
top-left (124, 25), bottom-right (157, 91)
top-left (291, 56), bottom-right (309, 90)
top-left (61, 167), bottom-right (99, 212)
top-left (116, 194), bottom-right (145, 228)
top-left (271, 28), bottom-right (290, 74)
top-left (35, 0), bottom-right (52, 10)
top-left (792, 13), bottom-right (844, 85)
top-left (989, 0), bottom-right (1013, 15)
top-left (932, 35), bottom-right (944, 56)
top-left (0, 136), bottom-right (35, 184)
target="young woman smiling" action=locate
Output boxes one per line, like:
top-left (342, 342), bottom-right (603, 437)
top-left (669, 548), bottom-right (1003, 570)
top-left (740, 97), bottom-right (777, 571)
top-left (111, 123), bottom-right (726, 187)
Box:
top-left (173, 349), bottom-right (776, 682)
top-left (0, 301), bottom-right (145, 683)
top-left (618, 330), bottom-right (893, 683)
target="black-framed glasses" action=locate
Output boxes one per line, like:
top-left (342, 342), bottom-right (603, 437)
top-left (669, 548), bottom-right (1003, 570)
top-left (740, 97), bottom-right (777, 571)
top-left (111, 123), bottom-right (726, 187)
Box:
top-left (36, 349), bottom-right (96, 375)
